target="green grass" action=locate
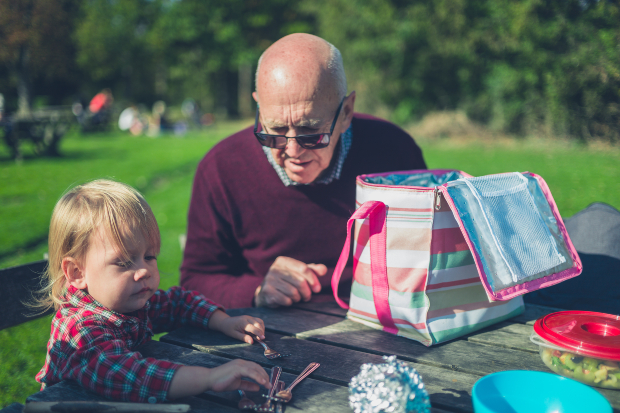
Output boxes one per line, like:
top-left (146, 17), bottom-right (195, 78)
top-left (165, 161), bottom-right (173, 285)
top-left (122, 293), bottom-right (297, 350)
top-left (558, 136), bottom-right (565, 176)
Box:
top-left (1, 125), bottom-right (618, 407)
top-left (418, 136), bottom-right (620, 217)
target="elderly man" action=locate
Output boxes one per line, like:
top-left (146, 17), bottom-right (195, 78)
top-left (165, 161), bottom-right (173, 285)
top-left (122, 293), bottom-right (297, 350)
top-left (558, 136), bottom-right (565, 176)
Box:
top-left (181, 34), bottom-right (427, 308)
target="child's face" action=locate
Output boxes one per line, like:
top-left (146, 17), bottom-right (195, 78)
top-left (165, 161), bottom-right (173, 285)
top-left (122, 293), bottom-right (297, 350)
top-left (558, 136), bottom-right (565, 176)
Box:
top-left (78, 228), bottom-right (160, 313)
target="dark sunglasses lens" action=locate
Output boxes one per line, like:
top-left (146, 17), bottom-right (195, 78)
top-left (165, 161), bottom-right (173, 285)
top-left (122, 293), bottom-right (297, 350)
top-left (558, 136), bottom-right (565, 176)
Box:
top-left (256, 133), bottom-right (280, 148)
top-left (298, 133), bottom-right (330, 149)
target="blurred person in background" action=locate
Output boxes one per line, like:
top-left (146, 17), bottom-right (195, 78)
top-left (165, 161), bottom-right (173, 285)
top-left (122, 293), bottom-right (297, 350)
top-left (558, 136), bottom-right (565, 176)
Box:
top-left (180, 33), bottom-right (427, 309)
top-left (88, 89), bottom-right (113, 126)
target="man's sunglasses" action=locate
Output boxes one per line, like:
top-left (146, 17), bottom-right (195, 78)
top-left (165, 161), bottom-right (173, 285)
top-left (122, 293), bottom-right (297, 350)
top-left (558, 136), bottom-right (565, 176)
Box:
top-left (254, 97), bottom-right (345, 150)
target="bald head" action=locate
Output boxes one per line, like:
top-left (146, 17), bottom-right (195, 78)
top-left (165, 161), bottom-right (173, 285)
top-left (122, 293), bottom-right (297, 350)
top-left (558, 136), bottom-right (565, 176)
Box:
top-left (255, 34), bottom-right (347, 103)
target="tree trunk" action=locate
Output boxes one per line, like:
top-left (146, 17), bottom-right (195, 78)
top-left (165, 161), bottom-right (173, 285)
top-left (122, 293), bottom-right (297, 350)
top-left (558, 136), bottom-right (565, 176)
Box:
top-left (238, 62), bottom-right (253, 118)
top-left (17, 44), bottom-right (32, 117)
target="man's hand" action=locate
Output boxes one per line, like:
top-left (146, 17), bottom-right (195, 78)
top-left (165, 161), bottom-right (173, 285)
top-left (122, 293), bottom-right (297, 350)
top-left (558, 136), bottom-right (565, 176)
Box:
top-left (254, 256), bottom-right (328, 307)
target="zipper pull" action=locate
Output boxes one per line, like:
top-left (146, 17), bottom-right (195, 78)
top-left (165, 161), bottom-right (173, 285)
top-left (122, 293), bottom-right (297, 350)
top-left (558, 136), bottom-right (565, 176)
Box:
top-left (434, 188), bottom-right (442, 211)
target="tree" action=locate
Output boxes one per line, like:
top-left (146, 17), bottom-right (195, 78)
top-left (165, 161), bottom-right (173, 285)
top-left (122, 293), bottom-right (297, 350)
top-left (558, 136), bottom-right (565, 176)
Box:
top-left (74, 0), bottom-right (162, 103)
top-left (0, 0), bottom-right (78, 115)
top-left (150, 0), bottom-right (315, 116)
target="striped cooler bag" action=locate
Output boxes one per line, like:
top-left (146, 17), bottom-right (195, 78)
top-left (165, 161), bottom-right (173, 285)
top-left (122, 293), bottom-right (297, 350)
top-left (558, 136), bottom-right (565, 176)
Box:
top-left (331, 169), bottom-right (582, 346)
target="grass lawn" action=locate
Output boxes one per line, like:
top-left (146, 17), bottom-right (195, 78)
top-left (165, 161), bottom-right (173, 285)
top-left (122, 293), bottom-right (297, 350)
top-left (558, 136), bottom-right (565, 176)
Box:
top-left (1, 122), bottom-right (618, 407)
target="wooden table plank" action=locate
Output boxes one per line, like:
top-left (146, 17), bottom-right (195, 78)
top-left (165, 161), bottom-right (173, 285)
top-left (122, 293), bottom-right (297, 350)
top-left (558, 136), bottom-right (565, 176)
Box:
top-left (224, 307), bottom-right (547, 376)
top-left (466, 322), bottom-right (538, 353)
top-left (290, 300), bottom-right (564, 326)
top-left (292, 300), bottom-right (348, 318)
top-left (227, 307), bottom-right (344, 335)
top-left (25, 380), bottom-right (238, 413)
top-left (157, 335), bottom-right (479, 413)
top-left (511, 303), bottom-right (564, 325)
top-left (140, 341), bottom-right (352, 413)
top-left (223, 306), bottom-right (620, 409)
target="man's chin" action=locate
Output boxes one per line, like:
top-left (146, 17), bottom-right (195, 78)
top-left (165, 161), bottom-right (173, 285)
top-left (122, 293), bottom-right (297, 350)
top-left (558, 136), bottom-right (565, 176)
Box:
top-left (285, 169), bottom-right (319, 185)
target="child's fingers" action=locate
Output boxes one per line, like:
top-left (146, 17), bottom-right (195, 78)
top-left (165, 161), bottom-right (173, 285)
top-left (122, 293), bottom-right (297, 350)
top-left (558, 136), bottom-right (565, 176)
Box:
top-left (237, 380), bottom-right (260, 392)
top-left (252, 317), bottom-right (265, 333)
top-left (244, 322), bottom-right (265, 340)
top-left (240, 363), bottom-right (271, 388)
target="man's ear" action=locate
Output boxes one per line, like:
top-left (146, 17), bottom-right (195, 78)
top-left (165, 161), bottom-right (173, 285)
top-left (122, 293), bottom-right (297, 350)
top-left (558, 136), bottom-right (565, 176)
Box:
top-left (62, 257), bottom-right (87, 290)
top-left (252, 92), bottom-right (258, 103)
top-left (340, 91), bottom-right (356, 133)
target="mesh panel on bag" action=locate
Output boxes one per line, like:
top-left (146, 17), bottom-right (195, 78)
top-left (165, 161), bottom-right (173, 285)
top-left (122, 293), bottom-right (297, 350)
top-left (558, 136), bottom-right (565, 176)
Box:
top-left (463, 173), bottom-right (565, 283)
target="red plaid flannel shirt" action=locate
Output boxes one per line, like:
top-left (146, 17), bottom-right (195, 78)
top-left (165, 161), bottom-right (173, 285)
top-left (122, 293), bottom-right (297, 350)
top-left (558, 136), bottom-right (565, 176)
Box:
top-left (36, 285), bottom-right (222, 402)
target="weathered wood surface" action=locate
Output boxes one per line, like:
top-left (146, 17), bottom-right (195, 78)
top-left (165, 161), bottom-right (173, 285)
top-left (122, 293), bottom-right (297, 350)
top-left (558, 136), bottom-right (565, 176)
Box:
top-left (292, 300), bottom-right (348, 318)
top-left (140, 341), bottom-right (352, 413)
top-left (292, 300), bottom-right (565, 325)
top-left (466, 322), bottom-right (538, 353)
top-left (511, 303), bottom-right (564, 325)
top-left (0, 260), bottom-right (51, 330)
top-left (19, 302), bottom-right (620, 412)
top-left (221, 308), bottom-right (547, 376)
top-left (147, 339), bottom-right (476, 413)
top-left (162, 330), bottom-right (480, 412)
top-left (25, 380), bottom-right (239, 413)
top-left (227, 307), bottom-right (344, 335)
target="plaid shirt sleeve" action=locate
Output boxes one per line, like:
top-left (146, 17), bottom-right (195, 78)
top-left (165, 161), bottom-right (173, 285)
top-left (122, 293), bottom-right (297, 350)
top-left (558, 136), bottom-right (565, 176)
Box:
top-left (147, 286), bottom-right (224, 334)
top-left (38, 317), bottom-right (182, 403)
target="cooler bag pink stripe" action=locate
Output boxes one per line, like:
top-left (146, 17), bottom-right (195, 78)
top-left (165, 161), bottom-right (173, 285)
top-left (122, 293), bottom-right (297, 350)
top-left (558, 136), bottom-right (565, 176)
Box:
top-left (332, 169), bottom-right (582, 346)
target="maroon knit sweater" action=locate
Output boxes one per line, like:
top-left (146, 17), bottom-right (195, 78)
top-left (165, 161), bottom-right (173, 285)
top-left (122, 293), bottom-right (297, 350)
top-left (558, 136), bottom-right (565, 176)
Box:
top-left (180, 113), bottom-right (427, 308)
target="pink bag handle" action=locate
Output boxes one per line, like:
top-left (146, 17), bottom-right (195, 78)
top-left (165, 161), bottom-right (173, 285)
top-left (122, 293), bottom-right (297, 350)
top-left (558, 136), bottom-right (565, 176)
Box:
top-left (331, 200), bottom-right (398, 334)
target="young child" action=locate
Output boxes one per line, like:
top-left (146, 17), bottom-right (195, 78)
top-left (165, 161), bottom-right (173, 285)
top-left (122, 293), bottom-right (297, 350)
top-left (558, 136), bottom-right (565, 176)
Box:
top-left (35, 179), bottom-right (270, 402)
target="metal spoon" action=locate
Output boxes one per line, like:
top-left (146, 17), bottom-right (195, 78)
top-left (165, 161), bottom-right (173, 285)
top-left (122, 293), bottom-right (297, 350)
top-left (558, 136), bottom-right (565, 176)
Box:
top-left (270, 362), bottom-right (320, 403)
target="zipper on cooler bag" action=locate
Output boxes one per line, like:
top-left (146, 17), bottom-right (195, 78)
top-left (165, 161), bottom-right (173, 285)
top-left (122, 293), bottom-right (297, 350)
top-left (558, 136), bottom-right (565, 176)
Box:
top-left (434, 188), bottom-right (441, 211)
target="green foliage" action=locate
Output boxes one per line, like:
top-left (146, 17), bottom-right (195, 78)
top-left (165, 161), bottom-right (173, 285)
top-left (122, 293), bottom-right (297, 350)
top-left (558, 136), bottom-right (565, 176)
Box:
top-left (303, 0), bottom-right (620, 141)
top-left (149, 0), bottom-right (314, 112)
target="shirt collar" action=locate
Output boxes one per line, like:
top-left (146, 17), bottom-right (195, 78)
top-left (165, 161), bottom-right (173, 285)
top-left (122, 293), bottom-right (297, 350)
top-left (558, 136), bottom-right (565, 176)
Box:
top-left (64, 285), bottom-right (148, 326)
top-left (262, 123), bottom-right (353, 187)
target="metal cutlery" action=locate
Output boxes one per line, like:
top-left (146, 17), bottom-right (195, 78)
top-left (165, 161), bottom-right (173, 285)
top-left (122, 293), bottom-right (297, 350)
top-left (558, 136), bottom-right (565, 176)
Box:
top-left (254, 366), bottom-right (282, 412)
top-left (268, 362), bottom-right (320, 403)
top-left (274, 381), bottom-right (285, 413)
top-left (238, 390), bottom-right (256, 411)
top-left (247, 332), bottom-right (290, 359)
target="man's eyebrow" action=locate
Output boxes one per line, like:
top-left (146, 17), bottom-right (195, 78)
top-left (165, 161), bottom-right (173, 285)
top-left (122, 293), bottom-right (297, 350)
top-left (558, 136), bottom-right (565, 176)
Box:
top-left (263, 118), bottom-right (323, 128)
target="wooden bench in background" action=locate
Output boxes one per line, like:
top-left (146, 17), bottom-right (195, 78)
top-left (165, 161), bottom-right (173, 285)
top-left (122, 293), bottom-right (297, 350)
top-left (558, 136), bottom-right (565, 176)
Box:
top-left (0, 260), bottom-right (51, 331)
top-left (0, 260), bottom-right (52, 413)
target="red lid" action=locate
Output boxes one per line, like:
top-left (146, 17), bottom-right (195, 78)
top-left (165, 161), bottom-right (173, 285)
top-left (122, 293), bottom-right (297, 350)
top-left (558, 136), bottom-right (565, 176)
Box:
top-left (534, 311), bottom-right (620, 361)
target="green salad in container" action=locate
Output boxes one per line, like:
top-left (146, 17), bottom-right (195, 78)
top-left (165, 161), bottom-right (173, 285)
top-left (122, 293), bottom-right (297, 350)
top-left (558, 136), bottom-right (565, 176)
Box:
top-left (532, 311), bottom-right (620, 390)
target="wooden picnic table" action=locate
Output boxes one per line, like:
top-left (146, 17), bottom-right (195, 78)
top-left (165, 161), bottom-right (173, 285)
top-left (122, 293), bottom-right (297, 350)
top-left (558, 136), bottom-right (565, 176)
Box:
top-left (16, 301), bottom-right (620, 413)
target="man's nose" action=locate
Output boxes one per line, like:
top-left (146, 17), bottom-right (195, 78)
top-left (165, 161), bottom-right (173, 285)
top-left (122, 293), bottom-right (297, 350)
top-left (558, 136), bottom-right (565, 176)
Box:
top-left (284, 136), bottom-right (305, 158)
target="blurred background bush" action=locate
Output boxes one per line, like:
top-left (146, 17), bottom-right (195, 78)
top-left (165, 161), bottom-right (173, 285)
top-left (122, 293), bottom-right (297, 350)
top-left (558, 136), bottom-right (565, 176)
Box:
top-left (0, 0), bottom-right (618, 141)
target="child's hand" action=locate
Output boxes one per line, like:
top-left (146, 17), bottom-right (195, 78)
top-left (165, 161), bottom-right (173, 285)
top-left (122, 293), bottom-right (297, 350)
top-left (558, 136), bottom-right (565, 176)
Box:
top-left (208, 311), bottom-right (265, 344)
top-left (207, 359), bottom-right (271, 392)
top-left (169, 360), bottom-right (270, 399)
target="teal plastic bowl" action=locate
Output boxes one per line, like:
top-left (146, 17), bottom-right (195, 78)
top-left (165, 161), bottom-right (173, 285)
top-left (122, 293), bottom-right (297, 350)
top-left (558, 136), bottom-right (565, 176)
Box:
top-left (472, 370), bottom-right (611, 413)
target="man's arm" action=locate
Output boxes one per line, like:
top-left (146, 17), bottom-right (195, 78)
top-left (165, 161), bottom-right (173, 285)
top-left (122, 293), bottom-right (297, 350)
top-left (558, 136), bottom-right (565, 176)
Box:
top-left (180, 160), bottom-right (263, 308)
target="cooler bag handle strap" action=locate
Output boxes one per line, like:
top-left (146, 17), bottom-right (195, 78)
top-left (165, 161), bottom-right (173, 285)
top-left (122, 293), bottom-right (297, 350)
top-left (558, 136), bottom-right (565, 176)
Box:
top-left (331, 200), bottom-right (398, 334)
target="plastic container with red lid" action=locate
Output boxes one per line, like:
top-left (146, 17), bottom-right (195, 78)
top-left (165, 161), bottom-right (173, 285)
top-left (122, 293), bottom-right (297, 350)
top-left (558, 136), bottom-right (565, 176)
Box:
top-left (531, 311), bottom-right (620, 389)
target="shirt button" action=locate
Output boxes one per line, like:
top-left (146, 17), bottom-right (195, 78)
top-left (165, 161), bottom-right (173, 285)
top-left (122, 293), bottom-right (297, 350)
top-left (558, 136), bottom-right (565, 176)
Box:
top-left (148, 396), bottom-right (157, 404)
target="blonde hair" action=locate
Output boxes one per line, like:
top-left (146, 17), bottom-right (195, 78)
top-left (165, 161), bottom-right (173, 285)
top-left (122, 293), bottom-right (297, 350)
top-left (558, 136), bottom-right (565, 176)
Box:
top-left (35, 179), bottom-right (160, 312)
